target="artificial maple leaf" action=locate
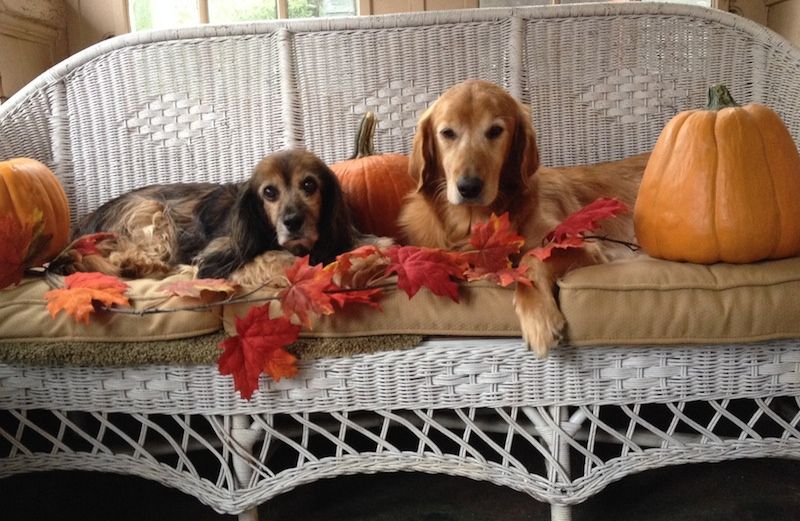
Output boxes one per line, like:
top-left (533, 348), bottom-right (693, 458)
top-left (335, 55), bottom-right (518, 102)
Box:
top-left (263, 347), bottom-right (299, 382)
top-left (385, 246), bottom-right (464, 302)
top-left (327, 245), bottom-right (392, 289)
top-left (279, 256), bottom-right (335, 328)
top-left (528, 198), bottom-right (630, 262)
top-left (327, 287), bottom-right (384, 310)
top-left (463, 213), bottom-right (525, 271)
top-left (159, 278), bottom-right (239, 303)
top-left (218, 305), bottom-right (300, 399)
top-left (70, 232), bottom-right (117, 256)
top-left (527, 235), bottom-right (586, 262)
top-left (44, 272), bottom-right (130, 323)
top-left (0, 213), bottom-right (34, 289)
top-left (455, 213), bottom-right (531, 286)
top-left (546, 197), bottom-right (629, 243)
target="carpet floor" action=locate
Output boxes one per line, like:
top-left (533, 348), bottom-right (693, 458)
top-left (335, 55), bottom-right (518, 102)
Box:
top-left (2, 458), bottom-right (799, 520)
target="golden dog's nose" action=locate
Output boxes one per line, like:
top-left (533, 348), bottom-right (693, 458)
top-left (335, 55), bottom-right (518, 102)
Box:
top-left (456, 176), bottom-right (484, 200)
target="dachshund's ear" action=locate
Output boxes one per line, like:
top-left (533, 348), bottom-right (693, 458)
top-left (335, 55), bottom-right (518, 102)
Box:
top-left (311, 164), bottom-right (357, 265)
top-left (503, 100), bottom-right (540, 191)
top-left (230, 185), bottom-right (279, 263)
top-left (195, 188), bottom-right (279, 279)
top-left (408, 108), bottom-right (439, 195)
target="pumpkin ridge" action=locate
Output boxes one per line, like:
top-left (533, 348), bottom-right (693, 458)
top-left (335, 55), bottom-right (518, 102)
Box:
top-left (746, 108), bottom-right (782, 258)
top-left (649, 111), bottom-right (691, 258)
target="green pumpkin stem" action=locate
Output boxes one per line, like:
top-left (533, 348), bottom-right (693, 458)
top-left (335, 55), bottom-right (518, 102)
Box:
top-left (707, 84), bottom-right (738, 110)
top-left (350, 111), bottom-right (377, 159)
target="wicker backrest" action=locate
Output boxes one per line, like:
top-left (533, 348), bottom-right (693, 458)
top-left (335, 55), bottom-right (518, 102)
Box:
top-left (1, 3), bottom-right (799, 225)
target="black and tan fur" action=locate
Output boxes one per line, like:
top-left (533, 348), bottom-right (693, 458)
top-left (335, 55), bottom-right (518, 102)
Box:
top-left (52, 149), bottom-right (375, 282)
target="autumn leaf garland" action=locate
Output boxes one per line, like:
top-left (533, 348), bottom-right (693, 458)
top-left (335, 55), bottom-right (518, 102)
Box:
top-left (30, 198), bottom-right (629, 399)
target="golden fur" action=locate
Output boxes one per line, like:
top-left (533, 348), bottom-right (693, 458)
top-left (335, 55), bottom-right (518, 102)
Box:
top-left (51, 149), bottom-right (384, 283)
top-left (398, 79), bottom-right (649, 355)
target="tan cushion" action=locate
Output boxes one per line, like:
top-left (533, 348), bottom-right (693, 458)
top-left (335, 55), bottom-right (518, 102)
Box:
top-left (558, 255), bottom-right (800, 345)
top-left (222, 281), bottom-right (521, 338)
top-left (0, 273), bottom-right (223, 343)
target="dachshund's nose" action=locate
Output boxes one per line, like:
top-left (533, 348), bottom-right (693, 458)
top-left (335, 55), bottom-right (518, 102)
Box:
top-left (457, 176), bottom-right (484, 200)
top-left (282, 211), bottom-right (304, 233)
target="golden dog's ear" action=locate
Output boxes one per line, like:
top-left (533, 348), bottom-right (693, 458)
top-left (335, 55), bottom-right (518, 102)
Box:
top-left (503, 100), bottom-right (540, 190)
top-left (408, 108), bottom-right (439, 194)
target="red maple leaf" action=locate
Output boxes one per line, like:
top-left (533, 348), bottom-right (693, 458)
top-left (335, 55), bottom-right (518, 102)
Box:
top-left (218, 304), bottom-right (300, 399)
top-left (70, 232), bottom-right (117, 256)
top-left (546, 197), bottom-right (628, 243)
top-left (279, 256), bottom-right (335, 328)
top-left (0, 213), bottom-right (34, 289)
top-left (528, 198), bottom-right (629, 262)
top-left (44, 272), bottom-right (130, 323)
top-left (385, 246), bottom-right (464, 302)
top-left (327, 287), bottom-right (383, 310)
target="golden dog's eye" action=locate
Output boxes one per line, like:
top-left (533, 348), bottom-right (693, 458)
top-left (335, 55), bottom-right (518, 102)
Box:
top-left (440, 128), bottom-right (456, 140)
top-left (301, 177), bottom-right (318, 195)
top-left (263, 185), bottom-right (279, 201)
top-left (486, 125), bottom-right (504, 140)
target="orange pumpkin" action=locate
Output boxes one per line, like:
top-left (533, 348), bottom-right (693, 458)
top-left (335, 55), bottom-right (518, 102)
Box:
top-left (0, 157), bottom-right (70, 266)
top-left (634, 85), bottom-right (800, 264)
top-left (331, 112), bottom-right (414, 240)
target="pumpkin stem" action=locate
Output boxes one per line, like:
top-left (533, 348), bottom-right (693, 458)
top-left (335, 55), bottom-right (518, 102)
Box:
top-left (707, 84), bottom-right (738, 110)
top-left (350, 112), bottom-right (377, 160)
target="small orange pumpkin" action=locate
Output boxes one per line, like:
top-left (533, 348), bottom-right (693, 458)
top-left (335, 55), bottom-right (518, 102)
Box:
top-left (0, 157), bottom-right (70, 266)
top-left (331, 112), bottom-right (414, 240)
top-left (634, 85), bottom-right (800, 264)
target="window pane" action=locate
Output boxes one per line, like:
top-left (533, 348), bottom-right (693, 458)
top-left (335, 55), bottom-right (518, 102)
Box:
top-left (288, 0), bottom-right (357, 18)
top-left (128, 0), bottom-right (201, 31)
top-left (209, 0), bottom-right (279, 23)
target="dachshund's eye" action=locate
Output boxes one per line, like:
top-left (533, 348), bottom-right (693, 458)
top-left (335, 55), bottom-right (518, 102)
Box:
top-left (440, 128), bottom-right (457, 140)
top-left (263, 185), bottom-right (279, 201)
top-left (486, 125), bottom-right (504, 140)
top-left (301, 177), bottom-right (318, 195)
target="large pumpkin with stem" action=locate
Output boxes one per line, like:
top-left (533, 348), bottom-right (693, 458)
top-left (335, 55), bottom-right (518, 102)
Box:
top-left (634, 84), bottom-right (800, 264)
top-left (331, 112), bottom-right (414, 240)
top-left (0, 157), bottom-right (70, 266)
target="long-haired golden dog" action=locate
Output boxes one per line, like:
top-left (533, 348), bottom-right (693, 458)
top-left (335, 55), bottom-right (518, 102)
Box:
top-left (51, 149), bottom-right (374, 282)
top-left (398, 79), bottom-right (649, 356)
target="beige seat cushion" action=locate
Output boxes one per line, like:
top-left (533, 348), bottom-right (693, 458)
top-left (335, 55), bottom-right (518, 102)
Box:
top-left (0, 273), bottom-right (223, 343)
top-left (222, 281), bottom-right (521, 338)
top-left (224, 256), bottom-right (800, 346)
top-left (559, 255), bottom-right (800, 345)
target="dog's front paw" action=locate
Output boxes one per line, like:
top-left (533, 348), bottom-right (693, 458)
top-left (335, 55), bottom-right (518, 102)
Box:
top-left (514, 284), bottom-right (566, 357)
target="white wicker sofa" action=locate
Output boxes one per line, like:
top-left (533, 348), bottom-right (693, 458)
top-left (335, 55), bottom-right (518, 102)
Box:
top-left (3, 4), bottom-right (800, 521)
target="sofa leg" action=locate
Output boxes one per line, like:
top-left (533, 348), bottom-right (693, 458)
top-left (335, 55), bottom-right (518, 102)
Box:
top-left (550, 504), bottom-right (572, 521)
top-left (237, 508), bottom-right (259, 521)
top-left (230, 415), bottom-right (262, 521)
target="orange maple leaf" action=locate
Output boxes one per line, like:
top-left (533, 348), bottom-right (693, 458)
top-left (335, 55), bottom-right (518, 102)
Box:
top-left (279, 256), bottom-right (335, 328)
top-left (218, 305), bottom-right (300, 399)
top-left (457, 213), bottom-right (531, 287)
top-left (44, 272), bottom-right (130, 323)
top-left (159, 278), bottom-right (240, 303)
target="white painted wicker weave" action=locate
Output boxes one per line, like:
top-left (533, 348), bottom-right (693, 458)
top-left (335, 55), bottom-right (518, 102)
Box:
top-left (2, 4), bottom-right (800, 521)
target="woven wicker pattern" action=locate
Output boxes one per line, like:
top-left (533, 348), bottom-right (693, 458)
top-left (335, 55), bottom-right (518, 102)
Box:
top-left (4, 4), bottom-right (800, 221)
top-left (2, 340), bottom-right (800, 415)
top-left (2, 4), bottom-right (800, 519)
top-left (2, 397), bottom-right (799, 513)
